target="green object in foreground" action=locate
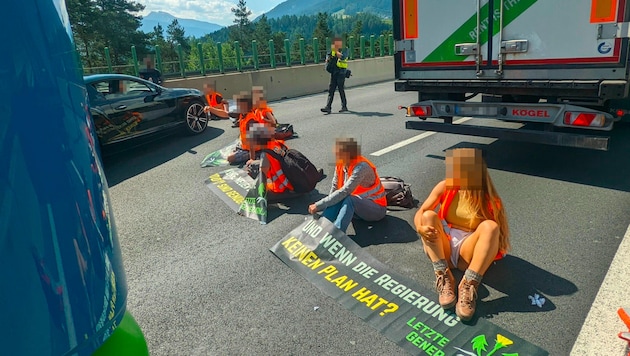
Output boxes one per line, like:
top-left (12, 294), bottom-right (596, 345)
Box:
top-left (92, 311), bottom-right (149, 356)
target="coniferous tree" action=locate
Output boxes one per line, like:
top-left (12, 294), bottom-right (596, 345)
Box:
top-left (67, 0), bottom-right (101, 68)
top-left (272, 32), bottom-right (286, 62)
top-left (163, 20), bottom-right (188, 71)
top-left (230, 0), bottom-right (253, 52)
top-left (349, 20), bottom-right (363, 58)
top-left (145, 24), bottom-right (170, 70)
top-left (67, 0), bottom-right (148, 68)
top-left (167, 19), bottom-right (189, 53)
top-left (150, 24), bottom-right (165, 43)
top-left (313, 12), bottom-right (332, 56)
top-left (149, 24), bottom-right (169, 55)
top-left (253, 14), bottom-right (273, 64)
top-left (94, 0), bottom-right (147, 65)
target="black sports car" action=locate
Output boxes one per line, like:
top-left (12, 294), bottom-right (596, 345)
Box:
top-left (84, 74), bottom-right (208, 147)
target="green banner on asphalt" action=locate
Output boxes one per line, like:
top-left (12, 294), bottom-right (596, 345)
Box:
top-left (423, 0), bottom-right (538, 63)
top-left (201, 139), bottom-right (239, 167)
top-left (205, 166), bottom-right (267, 224)
top-left (270, 216), bottom-right (548, 355)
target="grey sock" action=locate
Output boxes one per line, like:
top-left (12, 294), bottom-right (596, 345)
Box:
top-left (432, 259), bottom-right (448, 273)
top-left (464, 269), bottom-right (483, 283)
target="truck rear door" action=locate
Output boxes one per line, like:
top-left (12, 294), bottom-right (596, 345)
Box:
top-left (395, 0), bottom-right (629, 81)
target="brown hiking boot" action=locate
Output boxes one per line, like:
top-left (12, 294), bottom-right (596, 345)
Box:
top-left (456, 278), bottom-right (478, 321)
top-left (435, 269), bottom-right (456, 309)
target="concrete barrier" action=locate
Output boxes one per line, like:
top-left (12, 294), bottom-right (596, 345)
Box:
top-left (163, 56), bottom-right (395, 102)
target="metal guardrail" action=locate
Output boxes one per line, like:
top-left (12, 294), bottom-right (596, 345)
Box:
top-left (83, 35), bottom-right (395, 79)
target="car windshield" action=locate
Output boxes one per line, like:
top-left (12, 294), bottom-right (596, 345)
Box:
top-left (88, 78), bottom-right (157, 100)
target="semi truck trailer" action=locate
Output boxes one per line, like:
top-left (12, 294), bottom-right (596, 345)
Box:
top-left (393, 0), bottom-right (630, 150)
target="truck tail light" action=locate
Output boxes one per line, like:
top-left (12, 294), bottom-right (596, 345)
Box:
top-left (563, 112), bottom-right (605, 127)
top-left (409, 105), bottom-right (432, 117)
top-left (615, 109), bottom-right (628, 118)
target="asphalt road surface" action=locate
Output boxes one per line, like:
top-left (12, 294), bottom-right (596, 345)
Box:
top-left (103, 81), bottom-right (630, 355)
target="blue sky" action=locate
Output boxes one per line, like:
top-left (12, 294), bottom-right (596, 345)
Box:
top-left (136, 0), bottom-right (285, 27)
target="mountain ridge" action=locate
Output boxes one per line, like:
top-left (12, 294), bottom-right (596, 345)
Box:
top-left (260, 0), bottom-right (391, 20)
top-left (140, 0), bottom-right (392, 39)
top-left (140, 11), bottom-right (223, 38)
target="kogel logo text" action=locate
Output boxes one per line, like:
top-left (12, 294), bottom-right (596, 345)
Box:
top-left (512, 109), bottom-right (550, 117)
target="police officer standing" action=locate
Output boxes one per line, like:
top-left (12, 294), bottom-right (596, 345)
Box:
top-left (321, 37), bottom-right (349, 114)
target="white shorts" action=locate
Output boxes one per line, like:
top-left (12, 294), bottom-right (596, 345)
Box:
top-left (445, 225), bottom-right (473, 268)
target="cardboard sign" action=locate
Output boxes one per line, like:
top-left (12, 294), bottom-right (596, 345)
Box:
top-left (270, 217), bottom-right (548, 356)
top-left (205, 166), bottom-right (267, 224)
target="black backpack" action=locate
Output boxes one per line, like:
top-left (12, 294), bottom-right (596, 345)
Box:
top-left (273, 123), bottom-right (297, 140)
top-left (380, 176), bottom-right (415, 208)
top-left (264, 146), bottom-right (323, 193)
top-left (325, 55), bottom-right (338, 74)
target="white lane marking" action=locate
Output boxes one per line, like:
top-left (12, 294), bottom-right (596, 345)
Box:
top-left (571, 223), bottom-right (630, 355)
top-left (370, 117), bottom-right (472, 156)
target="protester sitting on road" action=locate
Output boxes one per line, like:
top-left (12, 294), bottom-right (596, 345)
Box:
top-left (226, 92), bottom-right (271, 165)
top-left (203, 82), bottom-right (230, 120)
top-left (245, 122), bottom-right (296, 202)
top-left (413, 148), bottom-right (510, 322)
top-left (252, 86), bottom-right (278, 126)
top-left (308, 137), bottom-right (387, 232)
top-left (226, 93), bottom-right (256, 164)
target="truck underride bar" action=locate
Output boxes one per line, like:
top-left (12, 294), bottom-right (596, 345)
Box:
top-left (405, 121), bottom-right (610, 151)
top-left (395, 80), bottom-right (628, 99)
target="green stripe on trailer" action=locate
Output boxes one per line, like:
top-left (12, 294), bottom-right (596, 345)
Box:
top-left (422, 0), bottom-right (538, 63)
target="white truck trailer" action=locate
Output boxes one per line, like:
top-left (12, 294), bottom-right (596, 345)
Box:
top-left (393, 0), bottom-right (630, 150)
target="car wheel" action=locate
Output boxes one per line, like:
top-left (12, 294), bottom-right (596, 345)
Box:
top-left (185, 101), bottom-right (208, 134)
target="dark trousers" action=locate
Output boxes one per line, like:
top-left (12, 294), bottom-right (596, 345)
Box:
top-left (325, 71), bottom-right (347, 109)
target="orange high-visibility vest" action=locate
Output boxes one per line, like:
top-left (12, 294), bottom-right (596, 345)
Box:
top-left (336, 156), bottom-right (386, 207)
top-left (239, 111), bottom-right (263, 151)
top-left (437, 187), bottom-right (505, 260)
top-left (205, 92), bottom-right (223, 108)
top-left (255, 106), bottom-right (273, 122)
top-left (264, 141), bottom-right (293, 193)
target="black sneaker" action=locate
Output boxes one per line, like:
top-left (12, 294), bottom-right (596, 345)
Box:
top-left (320, 107), bottom-right (331, 114)
top-left (339, 107), bottom-right (349, 113)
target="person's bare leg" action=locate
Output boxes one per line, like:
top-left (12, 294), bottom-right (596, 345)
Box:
top-left (455, 219), bottom-right (500, 321)
top-left (414, 210), bottom-right (450, 260)
top-left (414, 210), bottom-right (456, 308)
top-left (458, 219), bottom-right (500, 274)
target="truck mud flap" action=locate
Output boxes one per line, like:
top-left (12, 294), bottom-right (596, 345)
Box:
top-left (405, 121), bottom-right (609, 151)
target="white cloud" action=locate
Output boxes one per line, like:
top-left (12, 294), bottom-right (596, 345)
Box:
top-left (136, 0), bottom-right (280, 27)
top-left (137, 0), bottom-right (234, 26)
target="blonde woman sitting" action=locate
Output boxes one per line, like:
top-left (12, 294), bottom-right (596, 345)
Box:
top-left (414, 148), bottom-right (510, 321)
